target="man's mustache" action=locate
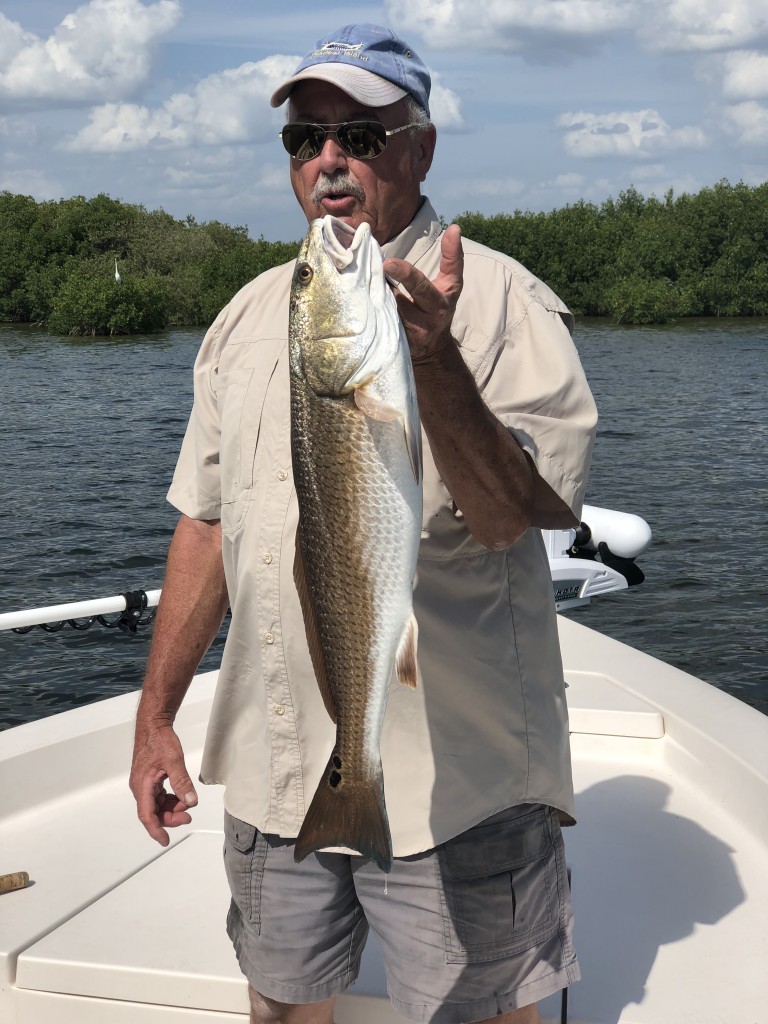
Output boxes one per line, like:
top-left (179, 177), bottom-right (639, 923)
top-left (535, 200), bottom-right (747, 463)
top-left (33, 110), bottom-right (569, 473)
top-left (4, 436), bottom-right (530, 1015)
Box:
top-left (311, 173), bottom-right (365, 205)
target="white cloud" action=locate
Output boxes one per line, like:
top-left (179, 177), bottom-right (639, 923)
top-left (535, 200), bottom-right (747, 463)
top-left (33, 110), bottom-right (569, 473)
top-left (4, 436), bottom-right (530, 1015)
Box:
top-left (444, 176), bottom-right (525, 199)
top-left (386, 0), bottom-right (768, 57)
top-left (0, 116), bottom-right (38, 146)
top-left (640, 0), bottom-right (768, 53)
top-left (429, 71), bottom-right (465, 130)
top-left (550, 173), bottom-right (587, 189)
top-left (557, 109), bottom-right (708, 157)
top-left (0, 0), bottom-right (181, 108)
top-left (164, 159), bottom-right (287, 195)
top-left (386, 0), bottom-right (633, 55)
top-left (720, 50), bottom-right (768, 100)
top-left (0, 167), bottom-right (63, 198)
top-left (525, 172), bottom-right (587, 204)
top-left (0, 14), bottom-right (37, 68)
top-left (630, 162), bottom-right (668, 180)
top-left (722, 101), bottom-right (768, 144)
top-left (66, 56), bottom-right (300, 152)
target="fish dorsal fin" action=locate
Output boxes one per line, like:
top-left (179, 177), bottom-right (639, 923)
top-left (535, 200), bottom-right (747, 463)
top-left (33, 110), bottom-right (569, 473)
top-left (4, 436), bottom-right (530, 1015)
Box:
top-left (395, 612), bottom-right (419, 688)
top-left (293, 531), bottom-right (336, 723)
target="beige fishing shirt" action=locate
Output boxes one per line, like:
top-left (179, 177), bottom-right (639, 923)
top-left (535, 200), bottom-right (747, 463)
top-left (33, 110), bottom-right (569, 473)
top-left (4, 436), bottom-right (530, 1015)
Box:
top-left (168, 199), bottom-right (597, 855)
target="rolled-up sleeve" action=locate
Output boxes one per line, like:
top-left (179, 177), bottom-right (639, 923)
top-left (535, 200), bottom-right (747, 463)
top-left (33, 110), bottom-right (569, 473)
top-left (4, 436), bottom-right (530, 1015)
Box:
top-left (454, 241), bottom-right (597, 521)
top-left (487, 297), bottom-right (597, 518)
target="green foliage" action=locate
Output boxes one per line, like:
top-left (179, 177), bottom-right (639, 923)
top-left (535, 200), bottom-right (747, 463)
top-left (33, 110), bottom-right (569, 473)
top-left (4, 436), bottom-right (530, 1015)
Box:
top-left (48, 262), bottom-right (169, 335)
top-left (603, 275), bottom-right (694, 324)
top-left (3, 181), bottom-right (768, 332)
top-left (455, 179), bottom-right (768, 324)
top-left (0, 191), bottom-right (298, 335)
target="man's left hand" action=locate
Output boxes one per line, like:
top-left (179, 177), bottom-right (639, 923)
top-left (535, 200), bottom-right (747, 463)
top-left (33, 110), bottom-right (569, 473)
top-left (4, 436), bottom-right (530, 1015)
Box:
top-left (383, 224), bottom-right (464, 362)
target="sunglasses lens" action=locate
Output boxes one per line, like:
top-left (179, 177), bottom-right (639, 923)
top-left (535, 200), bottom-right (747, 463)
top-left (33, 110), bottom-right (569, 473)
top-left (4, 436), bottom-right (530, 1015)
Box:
top-left (282, 124), bottom-right (325, 160)
top-left (282, 122), bottom-right (389, 161)
top-left (336, 122), bottom-right (387, 159)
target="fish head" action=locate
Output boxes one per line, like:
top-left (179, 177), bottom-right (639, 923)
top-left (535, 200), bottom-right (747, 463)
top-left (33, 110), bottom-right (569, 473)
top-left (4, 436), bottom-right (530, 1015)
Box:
top-left (290, 215), bottom-right (401, 396)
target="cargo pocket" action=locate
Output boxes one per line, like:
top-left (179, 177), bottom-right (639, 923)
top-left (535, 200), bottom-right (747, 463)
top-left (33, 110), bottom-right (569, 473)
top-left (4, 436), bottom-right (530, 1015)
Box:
top-left (223, 812), bottom-right (268, 930)
top-left (437, 806), bottom-right (559, 964)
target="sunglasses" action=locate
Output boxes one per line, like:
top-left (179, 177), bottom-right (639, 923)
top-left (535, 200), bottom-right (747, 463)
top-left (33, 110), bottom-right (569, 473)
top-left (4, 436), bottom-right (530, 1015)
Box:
top-left (279, 120), bottom-right (420, 161)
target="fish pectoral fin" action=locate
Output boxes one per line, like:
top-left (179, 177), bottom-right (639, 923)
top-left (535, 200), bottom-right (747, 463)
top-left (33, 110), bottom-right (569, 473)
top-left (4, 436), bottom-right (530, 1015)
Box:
top-left (395, 612), bottom-right (419, 689)
top-left (293, 531), bottom-right (337, 724)
top-left (354, 386), bottom-right (402, 423)
top-left (343, 322), bottom-right (399, 392)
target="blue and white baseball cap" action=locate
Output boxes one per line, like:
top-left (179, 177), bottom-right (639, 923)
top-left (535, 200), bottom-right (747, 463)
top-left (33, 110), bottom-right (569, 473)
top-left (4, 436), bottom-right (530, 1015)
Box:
top-left (270, 24), bottom-right (431, 116)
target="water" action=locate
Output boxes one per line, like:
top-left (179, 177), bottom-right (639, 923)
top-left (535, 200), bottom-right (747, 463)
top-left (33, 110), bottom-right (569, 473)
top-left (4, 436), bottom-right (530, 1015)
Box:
top-left (0, 319), bottom-right (766, 730)
top-left (569, 318), bottom-right (768, 715)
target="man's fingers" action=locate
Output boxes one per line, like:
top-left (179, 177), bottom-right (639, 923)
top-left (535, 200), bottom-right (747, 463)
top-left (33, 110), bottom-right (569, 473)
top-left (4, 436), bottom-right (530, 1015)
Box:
top-left (383, 225), bottom-right (463, 309)
top-left (157, 791), bottom-right (194, 828)
top-left (168, 766), bottom-right (198, 808)
top-left (383, 257), bottom-right (419, 296)
top-left (136, 772), bottom-right (171, 846)
top-left (384, 259), bottom-right (441, 309)
top-left (134, 758), bottom-right (196, 847)
top-left (439, 224), bottom-right (463, 284)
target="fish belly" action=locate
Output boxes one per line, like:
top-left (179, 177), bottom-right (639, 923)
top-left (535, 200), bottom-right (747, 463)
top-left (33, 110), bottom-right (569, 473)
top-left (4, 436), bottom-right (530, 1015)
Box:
top-left (291, 379), bottom-right (419, 871)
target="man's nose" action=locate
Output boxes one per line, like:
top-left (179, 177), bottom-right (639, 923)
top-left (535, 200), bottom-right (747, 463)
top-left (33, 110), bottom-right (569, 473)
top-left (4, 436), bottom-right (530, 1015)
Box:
top-left (316, 134), bottom-right (349, 173)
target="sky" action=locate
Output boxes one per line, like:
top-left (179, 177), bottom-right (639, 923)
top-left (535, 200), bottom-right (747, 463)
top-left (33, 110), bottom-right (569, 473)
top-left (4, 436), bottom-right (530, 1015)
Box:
top-left (1, 0), bottom-right (768, 242)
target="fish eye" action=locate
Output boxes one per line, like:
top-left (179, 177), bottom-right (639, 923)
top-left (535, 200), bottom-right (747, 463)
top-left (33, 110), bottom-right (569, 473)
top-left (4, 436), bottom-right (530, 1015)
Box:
top-left (297, 262), bottom-right (313, 285)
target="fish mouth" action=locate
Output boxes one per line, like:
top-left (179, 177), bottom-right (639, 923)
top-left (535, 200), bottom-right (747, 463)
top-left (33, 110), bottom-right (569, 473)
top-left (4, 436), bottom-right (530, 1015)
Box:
top-left (316, 215), bottom-right (370, 270)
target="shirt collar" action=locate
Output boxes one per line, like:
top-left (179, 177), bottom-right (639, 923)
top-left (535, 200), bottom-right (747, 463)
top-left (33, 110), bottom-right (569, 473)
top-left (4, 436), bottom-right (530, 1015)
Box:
top-left (381, 197), bottom-right (442, 265)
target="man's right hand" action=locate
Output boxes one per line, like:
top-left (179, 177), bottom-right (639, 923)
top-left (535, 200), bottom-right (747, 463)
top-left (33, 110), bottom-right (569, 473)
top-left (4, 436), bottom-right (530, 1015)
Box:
top-left (129, 721), bottom-right (198, 846)
top-left (128, 515), bottom-right (228, 844)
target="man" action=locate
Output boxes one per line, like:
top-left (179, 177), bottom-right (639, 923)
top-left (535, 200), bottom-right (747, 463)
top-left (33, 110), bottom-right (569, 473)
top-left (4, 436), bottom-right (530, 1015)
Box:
top-left (130, 23), bottom-right (597, 1024)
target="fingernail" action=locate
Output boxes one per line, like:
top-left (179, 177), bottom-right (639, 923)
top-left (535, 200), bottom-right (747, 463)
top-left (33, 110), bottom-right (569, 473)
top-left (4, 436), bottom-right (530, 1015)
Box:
top-left (184, 792), bottom-right (197, 806)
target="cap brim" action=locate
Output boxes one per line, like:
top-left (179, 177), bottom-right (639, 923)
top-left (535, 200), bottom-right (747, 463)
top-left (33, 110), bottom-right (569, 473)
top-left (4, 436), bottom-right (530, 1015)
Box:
top-left (270, 63), bottom-right (407, 109)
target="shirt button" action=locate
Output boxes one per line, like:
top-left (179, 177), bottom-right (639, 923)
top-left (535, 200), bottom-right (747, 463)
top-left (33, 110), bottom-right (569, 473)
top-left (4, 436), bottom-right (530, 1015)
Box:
top-left (264, 631), bottom-right (275, 644)
top-left (277, 469), bottom-right (288, 481)
top-left (273, 704), bottom-right (286, 716)
top-left (263, 552), bottom-right (273, 564)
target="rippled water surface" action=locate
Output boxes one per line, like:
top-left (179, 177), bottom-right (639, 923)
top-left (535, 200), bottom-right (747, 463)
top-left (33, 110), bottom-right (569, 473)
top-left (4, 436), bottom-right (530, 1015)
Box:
top-left (1, 319), bottom-right (766, 729)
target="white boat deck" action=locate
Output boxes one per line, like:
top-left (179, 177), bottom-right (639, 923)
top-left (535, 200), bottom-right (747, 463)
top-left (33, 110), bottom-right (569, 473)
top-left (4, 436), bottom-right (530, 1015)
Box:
top-left (1, 615), bottom-right (767, 1024)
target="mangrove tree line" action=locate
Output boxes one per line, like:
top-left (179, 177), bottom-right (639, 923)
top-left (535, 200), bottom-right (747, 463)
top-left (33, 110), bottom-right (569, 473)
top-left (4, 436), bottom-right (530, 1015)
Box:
top-left (1, 179), bottom-right (767, 334)
top-left (0, 192), bottom-right (298, 335)
top-left (455, 180), bottom-right (768, 323)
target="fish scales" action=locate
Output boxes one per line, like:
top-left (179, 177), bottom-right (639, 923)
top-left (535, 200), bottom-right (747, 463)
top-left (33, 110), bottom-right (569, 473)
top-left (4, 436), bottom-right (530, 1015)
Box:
top-left (289, 215), bottom-right (422, 872)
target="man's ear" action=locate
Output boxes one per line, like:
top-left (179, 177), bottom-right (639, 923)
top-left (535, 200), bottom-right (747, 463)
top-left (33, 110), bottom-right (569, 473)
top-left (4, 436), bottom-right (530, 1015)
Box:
top-left (416, 124), bottom-right (437, 183)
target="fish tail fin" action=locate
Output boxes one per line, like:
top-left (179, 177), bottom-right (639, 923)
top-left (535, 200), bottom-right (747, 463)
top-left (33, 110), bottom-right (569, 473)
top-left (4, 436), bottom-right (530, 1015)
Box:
top-left (294, 756), bottom-right (393, 873)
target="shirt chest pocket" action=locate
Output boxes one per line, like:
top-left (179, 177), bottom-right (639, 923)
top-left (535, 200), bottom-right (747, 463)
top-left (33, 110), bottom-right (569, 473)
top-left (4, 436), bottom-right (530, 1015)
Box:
top-left (216, 348), bottom-right (281, 536)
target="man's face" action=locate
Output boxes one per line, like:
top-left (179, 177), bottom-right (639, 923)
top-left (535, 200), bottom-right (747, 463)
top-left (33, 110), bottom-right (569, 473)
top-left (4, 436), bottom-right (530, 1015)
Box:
top-left (287, 81), bottom-right (436, 246)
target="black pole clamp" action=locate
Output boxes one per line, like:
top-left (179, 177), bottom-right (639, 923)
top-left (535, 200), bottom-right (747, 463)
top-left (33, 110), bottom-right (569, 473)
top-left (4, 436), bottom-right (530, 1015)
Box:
top-left (116, 590), bottom-right (149, 635)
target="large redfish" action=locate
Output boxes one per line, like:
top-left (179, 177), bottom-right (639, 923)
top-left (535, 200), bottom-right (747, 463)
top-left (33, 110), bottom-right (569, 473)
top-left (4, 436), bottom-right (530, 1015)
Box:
top-left (289, 215), bottom-right (422, 873)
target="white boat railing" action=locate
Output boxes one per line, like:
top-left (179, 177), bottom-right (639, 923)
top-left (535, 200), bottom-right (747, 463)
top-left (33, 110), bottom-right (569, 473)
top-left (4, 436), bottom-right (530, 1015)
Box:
top-left (0, 507), bottom-right (652, 629)
top-left (0, 589), bottom-right (162, 633)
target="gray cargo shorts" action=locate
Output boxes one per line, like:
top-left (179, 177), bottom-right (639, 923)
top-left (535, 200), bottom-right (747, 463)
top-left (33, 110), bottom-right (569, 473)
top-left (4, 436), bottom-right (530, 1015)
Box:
top-left (224, 803), bottom-right (579, 1024)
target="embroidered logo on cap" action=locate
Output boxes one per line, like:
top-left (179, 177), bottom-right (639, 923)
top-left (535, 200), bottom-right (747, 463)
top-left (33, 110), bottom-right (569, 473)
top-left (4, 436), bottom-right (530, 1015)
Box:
top-left (308, 41), bottom-right (370, 62)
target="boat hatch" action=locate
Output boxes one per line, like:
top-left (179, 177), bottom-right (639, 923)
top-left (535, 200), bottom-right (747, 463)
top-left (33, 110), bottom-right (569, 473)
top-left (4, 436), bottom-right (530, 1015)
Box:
top-left (565, 671), bottom-right (664, 738)
top-left (15, 832), bottom-right (248, 1015)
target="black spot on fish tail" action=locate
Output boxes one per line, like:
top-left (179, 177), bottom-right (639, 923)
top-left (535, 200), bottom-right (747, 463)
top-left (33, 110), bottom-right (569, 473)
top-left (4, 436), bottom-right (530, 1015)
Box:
top-left (294, 754), bottom-right (393, 872)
